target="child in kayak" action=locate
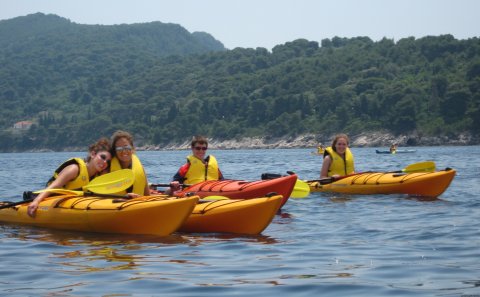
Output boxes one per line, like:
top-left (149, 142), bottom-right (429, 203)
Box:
top-left (167, 135), bottom-right (224, 194)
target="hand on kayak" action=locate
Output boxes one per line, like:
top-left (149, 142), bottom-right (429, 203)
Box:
top-left (169, 181), bottom-right (181, 191)
top-left (27, 200), bottom-right (40, 217)
top-left (150, 181), bottom-right (182, 195)
top-left (126, 193), bottom-right (140, 199)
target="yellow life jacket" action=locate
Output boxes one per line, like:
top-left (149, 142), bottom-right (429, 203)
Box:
top-left (184, 155), bottom-right (219, 185)
top-left (47, 158), bottom-right (89, 190)
top-left (110, 154), bottom-right (147, 195)
top-left (325, 147), bottom-right (355, 177)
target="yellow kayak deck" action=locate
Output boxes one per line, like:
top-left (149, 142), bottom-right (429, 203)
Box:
top-left (308, 169), bottom-right (455, 197)
top-left (0, 195), bottom-right (199, 236)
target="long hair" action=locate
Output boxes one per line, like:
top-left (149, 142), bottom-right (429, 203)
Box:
top-left (331, 134), bottom-right (349, 152)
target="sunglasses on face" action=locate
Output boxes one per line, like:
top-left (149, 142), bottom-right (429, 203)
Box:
top-left (116, 145), bottom-right (133, 153)
top-left (194, 146), bottom-right (208, 151)
top-left (98, 153), bottom-right (110, 162)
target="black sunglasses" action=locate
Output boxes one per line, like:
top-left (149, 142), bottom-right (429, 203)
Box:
top-left (99, 154), bottom-right (110, 161)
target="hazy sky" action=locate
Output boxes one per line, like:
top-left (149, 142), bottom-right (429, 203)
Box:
top-left (1, 0), bottom-right (479, 50)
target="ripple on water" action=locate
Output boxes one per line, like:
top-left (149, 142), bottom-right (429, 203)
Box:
top-left (1, 147), bottom-right (480, 296)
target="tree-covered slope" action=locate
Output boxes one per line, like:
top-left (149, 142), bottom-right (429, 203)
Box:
top-left (0, 13), bottom-right (479, 151)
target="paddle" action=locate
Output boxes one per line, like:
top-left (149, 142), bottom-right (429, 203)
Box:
top-left (154, 170), bottom-right (312, 199)
top-left (308, 161), bottom-right (437, 185)
top-left (400, 161), bottom-right (436, 173)
top-left (150, 183), bottom-right (191, 189)
top-left (291, 179), bottom-right (310, 198)
top-left (0, 169), bottom-right (135, 210)
top-left (81, 169), bottom-right (135, 194)
top-left (260, 172), bottom-right (310, 198)
top-left (0, 200), bottom-right (37, 209)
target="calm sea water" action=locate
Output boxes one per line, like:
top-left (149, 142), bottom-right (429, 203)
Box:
top-left (0, 146), bottom-right (479, 296)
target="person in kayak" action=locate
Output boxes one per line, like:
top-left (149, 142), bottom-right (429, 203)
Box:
top-left (167, 135), bottom-right (224, 194)
top-left (389, 143), bottom-right (397, 154)
top-left (320, 134), bottom-right (355, 179)
top-left (110, 130), bottom-right (150, 197)
top-left (316, 144), bottom-right (325, 154)
top-left (27, 138), bottom-right (112, 217)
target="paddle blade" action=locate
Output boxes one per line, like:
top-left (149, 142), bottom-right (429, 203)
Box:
top-left (83, 169), bottom-right (135, 194)
top-left (402, 161), bottom-right (436, 173)
top-left (291, 179), bottom-right (310, 198)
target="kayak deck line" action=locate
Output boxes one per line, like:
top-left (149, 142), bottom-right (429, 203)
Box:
top-left (309, 168), bottom-right (455, 197)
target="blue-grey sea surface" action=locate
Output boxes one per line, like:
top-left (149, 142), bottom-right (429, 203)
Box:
top-left (0, 146), bottom-right (479, 296)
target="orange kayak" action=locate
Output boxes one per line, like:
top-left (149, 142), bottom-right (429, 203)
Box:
top-left (308, 169), bottom-right (455, 197)
top-left (176, 174), bottom-right (296, 208)
top-left (179, 195), bottom-right (282, 235)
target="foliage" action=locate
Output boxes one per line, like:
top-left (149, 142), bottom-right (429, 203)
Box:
top-left (0, 13), bottom-right (479, 151)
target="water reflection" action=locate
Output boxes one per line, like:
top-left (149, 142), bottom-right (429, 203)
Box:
top-left (1, 147), bottom-right (478, 296)
top-left (56, 246), bottom-right (140, 272)
top-left (2, 224), bottom-right (192, 245)
top-left (1, 224), bottom-right (280, 271)
top-left (315, 193), bottom-right (446, 203)
top-left (181, 232), bottom-right (279, 245)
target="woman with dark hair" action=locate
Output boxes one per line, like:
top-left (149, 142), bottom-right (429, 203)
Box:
top-left (320, 134), bottom-right (355, 179)
top-left (27, 138), bottom-right (112, 217)
top-left (110, 130), bottom-right (150, 197)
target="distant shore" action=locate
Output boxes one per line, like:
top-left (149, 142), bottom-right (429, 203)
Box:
top-left (11, 131), bottom-right (479, 153)
top-left (138, 131), bottom-right (480, 151)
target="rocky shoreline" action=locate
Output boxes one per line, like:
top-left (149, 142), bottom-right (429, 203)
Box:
top-left (138, 132), bottom-right (480, 151)
top-left (15, 131), bottom-right (478, 153)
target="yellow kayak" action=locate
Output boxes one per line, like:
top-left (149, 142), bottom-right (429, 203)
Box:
top-left (0, 195), bottom-right (198, 236)
top-left (308, 169), bottom-right (455, 197)
top-left (179, 195), bottom-right (283, 235)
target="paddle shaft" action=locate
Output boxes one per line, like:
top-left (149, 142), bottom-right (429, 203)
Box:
top-left (307, 173), bottom-right (362, 184)
top-left (0, 199), bottom-right (35, 210)
top-left (150, 183), bottom-right (191, 188)
top-left (307, 161), bottom-right (436, 185)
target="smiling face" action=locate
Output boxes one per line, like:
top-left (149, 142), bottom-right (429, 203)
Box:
top-left (334, 137), bottom-right (348, 155)
top-left (192, 143), bottom-right (208, 160)
top-left (114, 137), bottom-right (133, 167)
top-left (91, 150), bottom-right (112, 173)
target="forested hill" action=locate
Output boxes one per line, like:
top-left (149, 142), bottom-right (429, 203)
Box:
top-left (0, 13), bottom-right (479, 152)
top-left (0, 13), bottom-right (225, 55)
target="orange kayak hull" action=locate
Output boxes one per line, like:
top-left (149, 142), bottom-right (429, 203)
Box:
top-left (309, 169), bottom-right (455, 197)
top-left (176, 174), bottom-right (296, 208)
top-left (179, 195), bottom-right (282, 235)
top-left (0, 195), bottom-right (198, 236)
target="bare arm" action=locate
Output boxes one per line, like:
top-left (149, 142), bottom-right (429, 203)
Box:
top-left (320, 155), bottom-right (332, 179)
top-left (143, 168), bottom-right (150, 196)
top-left (27, 164), bottom-right (79, 217)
